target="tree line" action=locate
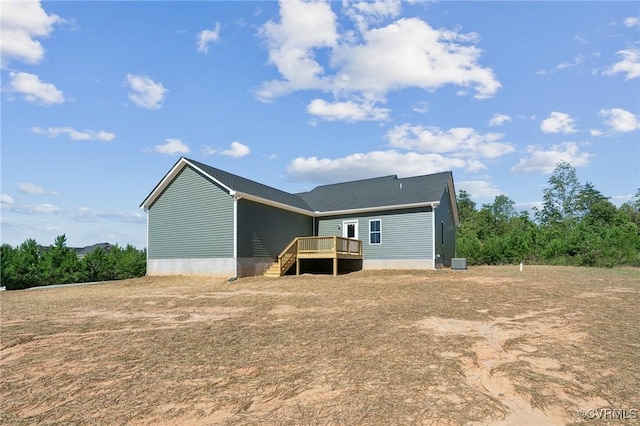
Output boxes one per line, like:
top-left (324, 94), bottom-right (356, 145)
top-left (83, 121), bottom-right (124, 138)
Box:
top-left (457, 162), bottom-right (640, 267)
top-left (1, 235), bottom-right (146, 290)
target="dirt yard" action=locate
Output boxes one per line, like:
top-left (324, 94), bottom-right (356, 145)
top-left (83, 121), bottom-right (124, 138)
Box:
top-left (1, 266), bottom-right (639, 425)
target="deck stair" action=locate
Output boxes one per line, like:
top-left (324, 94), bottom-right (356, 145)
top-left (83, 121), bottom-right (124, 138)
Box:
top-left (263, 262), bottom-right (282, 278)
top-left (263, 236), bottom-right (362, 277)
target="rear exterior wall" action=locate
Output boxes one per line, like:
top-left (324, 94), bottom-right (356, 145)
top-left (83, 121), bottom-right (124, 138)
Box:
top-left (316, 207), bottom-right (435, 270)
top-left (236, 199), bottom-right (312, 276)
top-left (147, 166), bottom-right (235, 275)
top-left (434, 185), bottom-right (457, 267)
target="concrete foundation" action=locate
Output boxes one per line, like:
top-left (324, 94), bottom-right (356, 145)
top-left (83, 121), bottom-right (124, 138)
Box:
top-left (148, 257), bottom-right (436, 277)
top-left (236, 257), bottom-right (276, 278)
top-left (147, 258), bottom-right (236, 276)
top-left (363, 259), bottom-right (435, 270)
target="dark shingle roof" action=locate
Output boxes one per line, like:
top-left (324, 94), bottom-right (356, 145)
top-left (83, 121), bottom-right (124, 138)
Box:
top-left (172, 158), bottom-right (452, 215)
top-left (297, 172), bottom-right (452, 212)
top-left (187, 159), bottom-right (313, 211)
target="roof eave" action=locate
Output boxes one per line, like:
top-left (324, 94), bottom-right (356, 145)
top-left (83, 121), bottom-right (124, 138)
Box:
top-left (233, 191), bottom-right (315, 216)
top-left (315, 201), bottom-right (441, 217)
top-left (446, 174), bottom-right (460, 226)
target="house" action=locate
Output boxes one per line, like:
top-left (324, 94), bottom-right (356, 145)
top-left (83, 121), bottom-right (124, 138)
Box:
top-left (140, 157), bottom-right (459, 277)
top-left (75, 243), bottom-right (112, 259)
top-left (37, 242), bottom-right (112, 259)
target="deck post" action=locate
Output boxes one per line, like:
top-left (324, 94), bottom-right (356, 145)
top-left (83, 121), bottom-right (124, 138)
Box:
top-left (296, 258), bottom-right (300, 275)
top-left (333, 236), bottom-right (338, 276)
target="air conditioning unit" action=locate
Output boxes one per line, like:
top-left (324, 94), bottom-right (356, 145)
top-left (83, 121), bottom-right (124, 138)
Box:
top-left (451, 258), bottom-right (467, 271)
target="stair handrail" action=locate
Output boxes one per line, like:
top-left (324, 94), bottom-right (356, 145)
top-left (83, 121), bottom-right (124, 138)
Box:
top-left (278, 237), bottom-right (299, 275)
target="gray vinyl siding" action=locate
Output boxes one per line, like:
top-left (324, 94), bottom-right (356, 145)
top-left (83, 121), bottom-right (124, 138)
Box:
top-left (317, 207), bottom-right (433, 260)
top-left (148, 166), bottom-right (234, 259)
top-left (237, 199), bottom-right (312, 258)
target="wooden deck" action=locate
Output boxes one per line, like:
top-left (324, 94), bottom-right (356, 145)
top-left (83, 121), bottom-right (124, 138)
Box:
top-left (272, 236), bottom-right (363, 277)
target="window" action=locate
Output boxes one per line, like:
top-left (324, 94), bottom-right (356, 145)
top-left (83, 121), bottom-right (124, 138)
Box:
top-left (441, 220), bottom-right (445, 245)
top-left (370, 219), bottom-right (381, 244)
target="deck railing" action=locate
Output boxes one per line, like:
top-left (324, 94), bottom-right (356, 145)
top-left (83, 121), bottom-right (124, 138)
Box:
top-left (277, 236), bottom-right (362, 275)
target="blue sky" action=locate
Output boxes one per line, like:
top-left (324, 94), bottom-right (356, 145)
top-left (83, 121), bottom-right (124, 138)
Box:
top-left (1, 0), bottom-right (639, 249)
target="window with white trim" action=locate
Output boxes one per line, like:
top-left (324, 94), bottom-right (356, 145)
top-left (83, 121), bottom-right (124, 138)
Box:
top-left (369, 219), bottom-right (381, 244)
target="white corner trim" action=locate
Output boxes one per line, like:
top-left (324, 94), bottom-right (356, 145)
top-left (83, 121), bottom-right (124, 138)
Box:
top-left (432, 205), bottom-right (437, 270)
top-left (233, 196), bottom-right (238, 278)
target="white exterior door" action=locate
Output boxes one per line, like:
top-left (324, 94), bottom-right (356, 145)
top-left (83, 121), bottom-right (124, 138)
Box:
top-left (342, 220), bottom-right (358, 239)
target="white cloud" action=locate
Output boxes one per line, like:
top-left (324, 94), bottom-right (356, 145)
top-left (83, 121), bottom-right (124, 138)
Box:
top-left (197, 22), bottom-right (221, 53)
top-left (624, 17), bottom-right (638, 28)
top-left (331, 18), bottom-right (500, 99)
top-left (17, 182), bottom-right (58, 195)
top-left (200, 142), bottom-right (251, 158)
top-left (589, 129), bottom-right (603, 137)
top-left (599, 108), bottom-right (640, 133)
top-left (0, 0), bottom-right (62, 65)
top-left (1, 202), bottom-right (145, 223)
top-left (604, 49), bottom-right (640, 80)
top-left (17, 182), bottom-right (45, 195)
top-left (286, 150), bottom-right (470, 184)
top-left (8, 71), bottom-right (64, 105)
top-left (258, 0), bottom-right (337, 100)
top-left (540, 112), bottom-right (577, 134)
top-left (343, 0), bottom-right (402, 33)
top-left (31, 126), bottom-right (115, 142)
top-left (258, 1), bottom-right (500, 111)
top-left (0, 194), bottom-right (14, 204)
top-left (412, 101), bottom-right (429, 114)
top-left (220, 141), bottom-right (251, 158)
top-left (307, 98), bottom-right (390, 121)
top-left (201, 146), bottom-right (217, 156)
top-left (456, 180), bottom-right (504, 200)
top-left (126, 74), bottom-right (167, 109)
top-left (387, 124), bottom-right (515, 159)
top-left (555, 55), bottom-right (585, 71)
top-left (537, 55), bottom-right (586, 75)
top-left (154, 138), bottom-right (190, 155)
top-left (511, 142), bottom-right (593, 174)
top-left (489, 113), bottom-right (511, 127)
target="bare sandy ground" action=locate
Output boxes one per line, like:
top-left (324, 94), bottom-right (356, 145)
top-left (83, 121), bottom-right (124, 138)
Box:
top-left (1, 266), bottom-right (639, 425)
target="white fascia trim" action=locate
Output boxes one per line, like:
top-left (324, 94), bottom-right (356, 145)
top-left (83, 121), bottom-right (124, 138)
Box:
top-left (140, 157), bottom-right (234, 211)
top-left (447, 176), bottom-right (460, 226)
top-left (232, 191), bottom-right (315, 217)
top-left (315, 201), bottom-right (440, 217)
top-left (187, 159), bottom-right (235, 193)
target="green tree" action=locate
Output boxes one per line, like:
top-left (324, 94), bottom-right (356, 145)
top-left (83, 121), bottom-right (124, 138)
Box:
top-left (110, 244), bottom-right (146, 279)
top-left (42, 235), bottom-right (81, 284)
top-left (537, 161), bottom-right (581, 224)
top-left (502, 211), bottom-right (538, 263)
top-left (12, 239), bottom-right (44, 289)
top-left (81, 247), bottom-right (115, 282)
top-left (457, 190), bottom-right (477, 224)
top-left (618, 188), bottom-right (640, 227)
top-left (1, 244), bottom-right (18, 289)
